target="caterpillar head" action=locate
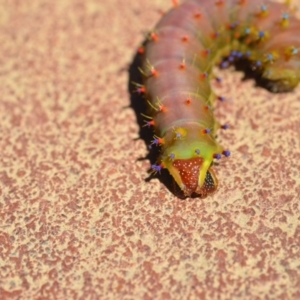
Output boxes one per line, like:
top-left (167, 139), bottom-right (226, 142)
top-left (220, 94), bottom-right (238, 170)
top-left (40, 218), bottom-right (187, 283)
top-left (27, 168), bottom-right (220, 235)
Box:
top-left (168, 157), bottom-right (218, 197)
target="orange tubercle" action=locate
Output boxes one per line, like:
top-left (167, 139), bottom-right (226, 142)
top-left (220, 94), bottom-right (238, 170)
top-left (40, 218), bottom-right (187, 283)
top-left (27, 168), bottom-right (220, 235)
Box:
top-left (138, 47), bottom-right (145, 54)
top-left (172, 0), bottom-right (179, 7)
top-left (182, 36), bottom-right (189, 43)
top-left (194, 13), bottom-right (202, 20)
top-left (150, 32), bottom-right (158, 42)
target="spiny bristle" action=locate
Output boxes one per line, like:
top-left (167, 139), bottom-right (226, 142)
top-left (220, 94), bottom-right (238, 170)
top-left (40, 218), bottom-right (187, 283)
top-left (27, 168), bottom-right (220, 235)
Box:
top-left (151, 163), bottom-right (164, 174)
top-left (151, 135), bottom-right (164, 146)
top-left (213, 153), bottom-right (222, 160)
top-left (222, 150), bottom-right (231, 157)
top-left (221, 124), bottom-right (229, 130)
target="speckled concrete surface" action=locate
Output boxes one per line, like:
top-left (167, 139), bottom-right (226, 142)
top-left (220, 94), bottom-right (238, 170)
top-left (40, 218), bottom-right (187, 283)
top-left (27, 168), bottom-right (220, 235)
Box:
top-left (1, 0), bottom-right (300, 299)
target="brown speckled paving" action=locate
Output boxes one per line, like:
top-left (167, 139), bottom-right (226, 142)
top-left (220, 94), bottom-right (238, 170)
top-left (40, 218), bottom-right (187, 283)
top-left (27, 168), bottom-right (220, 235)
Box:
top-left (0, 0), bottom-right (300, 299)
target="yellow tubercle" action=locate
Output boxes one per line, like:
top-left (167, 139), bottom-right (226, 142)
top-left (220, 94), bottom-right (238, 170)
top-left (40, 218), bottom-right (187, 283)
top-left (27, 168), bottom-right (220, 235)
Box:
top-left (173, 127), bottom-right (187, 140)
top-left (198, 159), bottom-right (211, 189)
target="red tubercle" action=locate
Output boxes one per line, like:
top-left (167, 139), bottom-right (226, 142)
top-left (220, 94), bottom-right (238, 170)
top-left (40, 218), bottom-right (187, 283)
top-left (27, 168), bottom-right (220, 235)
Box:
top-left (225, 23), bottom-right (231, 30)
top-left (211, 31), bottom-right (220, 39)
top-left (172, 0), bottom-right (179, 7)
top-left (200, 72), bottom-right (208, 80)
top-left (158, 104), bottom-right (167, 112)
top-left (202, 128), bottom-right (211, 134)
top-left (157, 137), bottom-right (164, 145)
top-left (215, 0), bottom-right (224, 7)
top-left (143, 119), bottom-right (155, 128)
top-left (234, 32), bottom-right (241, 39)
top-left (147, 98), bottom-right (166, 113)
top-left (182, 35), bottom-right (189, 43)
top-left (151, 135), bottom-right (165, 146)
top-left (238, 0), bottom-right (246, 5)
top-left (185, 98), bottom-right (191, 105)
top-left (138, 47), bottom-right (145, 54)
top-left (150, 67), bottom-right (158, 77)
top-left (194, 12), bottom-right (202, 20)
top-left (179, 60), bottom-right (186, 70)
top-left (245, 37), bottom-right (252, 45)
top-left (226, 21), bottom-right (239, 31)
top-left (201, 49), bottom-right (211, 57)
top-left (150, 32), bottom-right (159, 42)
top-left (158, 9), bottom-right (166, 16)
top-left (135, 86), bottom-right (146, 94)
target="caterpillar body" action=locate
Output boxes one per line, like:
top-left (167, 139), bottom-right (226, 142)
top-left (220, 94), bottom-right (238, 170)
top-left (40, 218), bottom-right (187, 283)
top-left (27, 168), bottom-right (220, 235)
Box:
top-left (139, 0), bottom-right (300, 197)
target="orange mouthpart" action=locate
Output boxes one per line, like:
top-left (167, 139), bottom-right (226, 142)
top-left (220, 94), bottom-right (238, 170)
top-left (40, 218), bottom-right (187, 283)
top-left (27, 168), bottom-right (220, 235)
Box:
top-left (172, 157), bottom-right (218, 197)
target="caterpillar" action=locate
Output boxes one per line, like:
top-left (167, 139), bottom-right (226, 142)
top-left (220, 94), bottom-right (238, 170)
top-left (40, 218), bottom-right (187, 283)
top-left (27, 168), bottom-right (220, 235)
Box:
top-left (136, 0), bottom-right (300, 197)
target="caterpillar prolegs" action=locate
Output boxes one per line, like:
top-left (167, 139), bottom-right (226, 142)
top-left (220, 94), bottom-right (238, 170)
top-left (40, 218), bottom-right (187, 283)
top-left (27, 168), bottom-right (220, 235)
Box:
top-left (138, 0), bottom-right (300, 197)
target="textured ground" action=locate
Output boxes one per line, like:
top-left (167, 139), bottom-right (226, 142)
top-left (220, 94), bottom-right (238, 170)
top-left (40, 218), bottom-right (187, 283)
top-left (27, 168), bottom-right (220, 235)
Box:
top-left (1, 0), bottom-right (300, 299)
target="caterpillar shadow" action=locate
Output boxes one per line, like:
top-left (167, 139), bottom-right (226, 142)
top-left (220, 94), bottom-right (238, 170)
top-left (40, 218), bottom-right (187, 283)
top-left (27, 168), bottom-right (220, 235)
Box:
top-left (127, 44), bottom-right (190, 199)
